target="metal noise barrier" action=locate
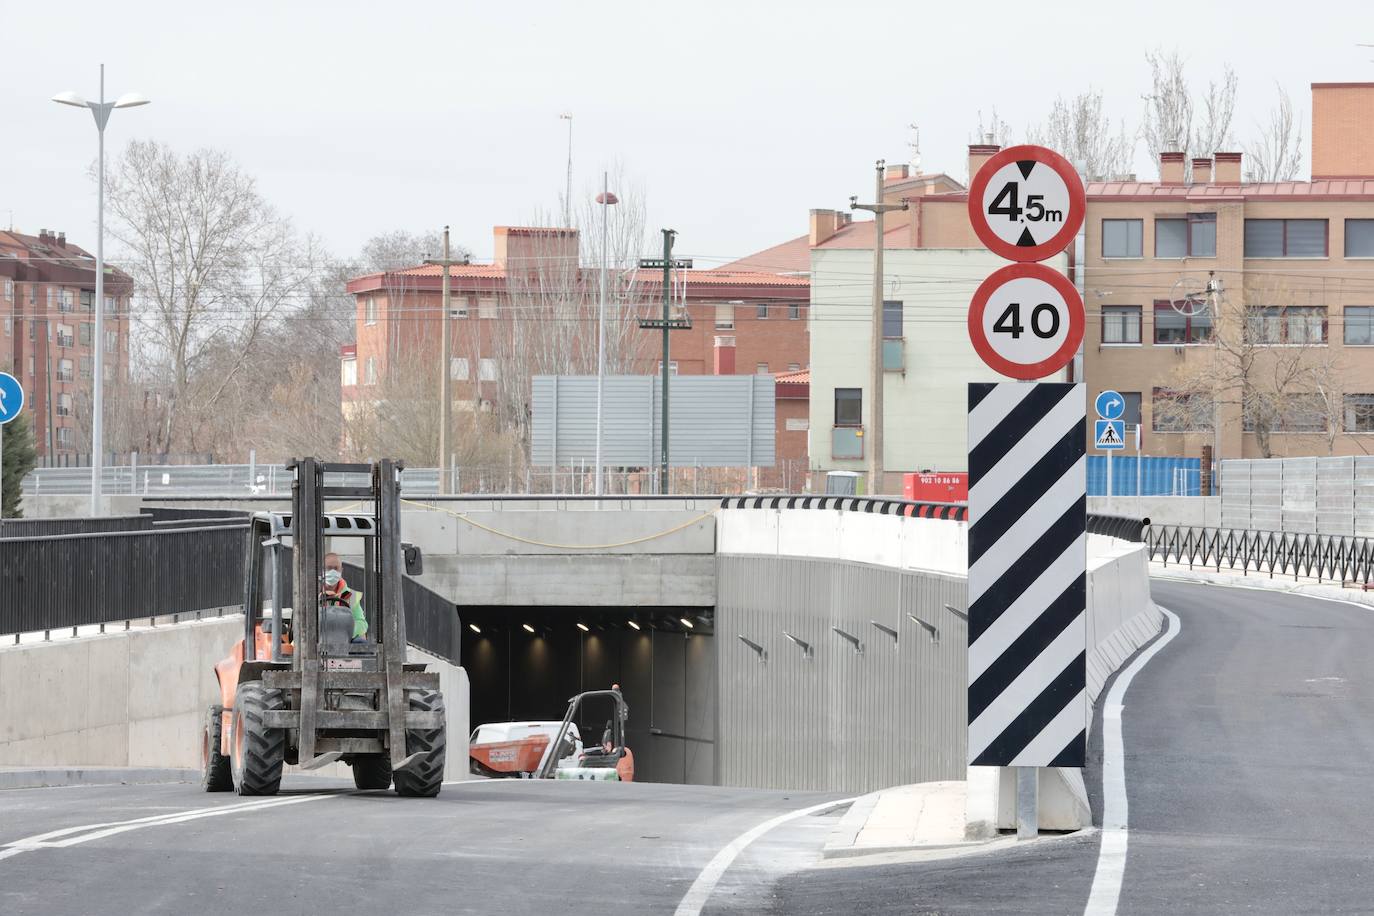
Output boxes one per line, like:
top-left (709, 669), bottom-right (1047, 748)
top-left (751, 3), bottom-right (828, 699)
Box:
top-left (0, 509), bottom-right (462, 663)
top-left (1085, 514), bottom-right (1150, 543)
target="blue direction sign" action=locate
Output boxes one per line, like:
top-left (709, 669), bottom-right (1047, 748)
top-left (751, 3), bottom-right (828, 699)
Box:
top-left (0, 371), bottom-right (23, 425)
top-left (1095, 419), bottom-right (1125, 450)
top-left (1095, 390), bottom-right (1125, 421)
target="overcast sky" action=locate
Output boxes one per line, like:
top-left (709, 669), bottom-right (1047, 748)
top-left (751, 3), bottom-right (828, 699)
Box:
top-left (1, 0), bottom-right (1369, 270)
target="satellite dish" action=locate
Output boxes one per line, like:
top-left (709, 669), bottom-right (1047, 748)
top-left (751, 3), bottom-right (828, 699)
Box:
top-left (1169, 271), bottom-right (1222, 318)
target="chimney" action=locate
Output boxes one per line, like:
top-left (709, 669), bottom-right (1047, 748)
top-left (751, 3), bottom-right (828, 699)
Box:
top-left (1213, 151), bottom-right (1242, 184)
top-left (1160, 152), bottom-right (1186, 185)
top-left (1191, 157), bottom-right (1213, 185)
top-left (885, 164), bottom-right (910, 181)
top-left (713, 335), bottom-right (736, 375)
top-left (810, 209), bottom-right (842, 247)
top-left (968, 144), bottom-right (1001, 181)
top-left (57, 231), bottom-right (65, 247)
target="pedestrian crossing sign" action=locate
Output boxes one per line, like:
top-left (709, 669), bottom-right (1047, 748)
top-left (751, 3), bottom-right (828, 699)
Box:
top-left (1095, 419), bottom-right (1125, 450)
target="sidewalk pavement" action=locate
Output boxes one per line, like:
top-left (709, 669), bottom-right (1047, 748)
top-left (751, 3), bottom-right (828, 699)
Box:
top-left (823, 781), bottom-right (982, 859)
top-left (0, 766), bottom-right (199, 790)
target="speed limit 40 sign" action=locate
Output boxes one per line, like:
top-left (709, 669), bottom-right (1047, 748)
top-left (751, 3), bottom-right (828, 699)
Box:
top-left (967, 263), bottom-right (1084, 380)
top-left (968, 145), bottom-right (1085, 263)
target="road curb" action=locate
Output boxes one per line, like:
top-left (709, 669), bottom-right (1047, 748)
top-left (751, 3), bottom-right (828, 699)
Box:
top-left (0, 767), bottom-right (200, 790)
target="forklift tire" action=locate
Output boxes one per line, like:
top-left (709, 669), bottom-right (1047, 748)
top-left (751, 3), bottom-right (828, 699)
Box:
top-left (231, 682), bottom-right (287, 796)
top-left (202, 705), bottom-right (233, 792)
top-left (351, 755), bottom-right (392, 791)
top-left (393, 690), bottom-right (446, 798)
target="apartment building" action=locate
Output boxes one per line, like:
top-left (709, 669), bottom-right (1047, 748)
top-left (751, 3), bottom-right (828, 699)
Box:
top-left (0, 229), bottom-right (132, 458)
top-left (905, 82), bottom-right (1374, 471)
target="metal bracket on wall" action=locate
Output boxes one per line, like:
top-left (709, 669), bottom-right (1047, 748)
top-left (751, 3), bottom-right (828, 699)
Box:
top-left (736, 634), bottom-right (767, 663)
top-left (908, 613), bottom-right (939, 642)
top-left (944, 604), bottom-right (969, 622)
top-left (782, 631), bottom-right (814, 660)
top-left (831, 626), bottom-right (864, 655)
top-left (870, 620), bottom-right (899, 647)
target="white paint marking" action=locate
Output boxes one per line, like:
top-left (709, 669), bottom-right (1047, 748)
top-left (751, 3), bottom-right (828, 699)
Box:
top-left (674, 797), bottom-right (856, 916)
top-left (1084, 607), bottom-right (1181, 916)
top-left (1, 794), bottom-right (333, 862)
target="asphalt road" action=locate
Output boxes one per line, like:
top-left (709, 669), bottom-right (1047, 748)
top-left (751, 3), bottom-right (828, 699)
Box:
top-left (0, 777), bottom-right (844, 916)
top-left (743, 580), bottom-right (1374, 915)
top-left (8, 579), bottom-right (1374, 915)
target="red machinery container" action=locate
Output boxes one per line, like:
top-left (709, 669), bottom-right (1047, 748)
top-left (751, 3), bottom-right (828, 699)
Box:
top-left (903, 471), bottom-right (969, 503)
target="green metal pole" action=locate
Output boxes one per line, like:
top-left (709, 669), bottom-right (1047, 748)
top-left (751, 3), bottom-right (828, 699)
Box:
top-left (660, 229), bottom-right (673, 494)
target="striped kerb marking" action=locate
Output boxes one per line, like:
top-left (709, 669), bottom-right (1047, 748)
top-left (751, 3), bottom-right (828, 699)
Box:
top-left (967, 382), bottom-right (1087, 768)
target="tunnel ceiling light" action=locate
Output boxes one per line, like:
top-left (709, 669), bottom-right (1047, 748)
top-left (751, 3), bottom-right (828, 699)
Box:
top-left (679, 617), bottom-right (694, 629)
top-left (468, 623), bottom-right (482, 634)
top-left (522, 623), bottom-right (535, 634)
top-left (576, 622), bottom-right (590, 632)
top-left (627, 620), bottom-right (642, 631)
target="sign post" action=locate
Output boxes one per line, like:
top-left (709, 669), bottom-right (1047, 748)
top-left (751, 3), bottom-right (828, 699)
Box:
top-left (965, 146), bottom-right (1086, 839)
top-left (0, 371), bottom-right (26, 520)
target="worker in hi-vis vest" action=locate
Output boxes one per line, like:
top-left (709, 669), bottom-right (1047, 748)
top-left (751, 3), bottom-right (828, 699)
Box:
top-left (322, 552), bottom-right (367, 643)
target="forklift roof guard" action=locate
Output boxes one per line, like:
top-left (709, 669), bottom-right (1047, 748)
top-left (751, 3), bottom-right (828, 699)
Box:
top-left (255, 512), bottom-right (379, 538)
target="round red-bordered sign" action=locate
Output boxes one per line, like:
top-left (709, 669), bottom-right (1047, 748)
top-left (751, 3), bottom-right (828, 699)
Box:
top-left (967, 263), bottom-right (1084, 380)
top-left (968, 145), bottom-right (1085, 263)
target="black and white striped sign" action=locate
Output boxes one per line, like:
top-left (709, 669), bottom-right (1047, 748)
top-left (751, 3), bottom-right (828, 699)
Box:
top-left (967, 382), bottom-right (1087, 767)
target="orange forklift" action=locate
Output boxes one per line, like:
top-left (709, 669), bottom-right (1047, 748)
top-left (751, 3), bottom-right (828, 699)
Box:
top-left (201, 458), bottom-right (447, 797)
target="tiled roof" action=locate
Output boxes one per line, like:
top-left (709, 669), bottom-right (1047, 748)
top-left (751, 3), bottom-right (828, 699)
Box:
top-left (632, 269), bottom-right (810, 288)
top-left (715, 234), bottom-right (811, 273)
top-left (1086, 179), bottom-right (1374, 199)
top-left (775, 368), bottom-right (809, 384)
top-left (814, 220), bottom-right (910, 250)
top-left (388, 263), bottom-right (508, 278)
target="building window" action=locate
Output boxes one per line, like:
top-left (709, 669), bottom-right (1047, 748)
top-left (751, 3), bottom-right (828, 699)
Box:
top-left (655, 361), bottom-right (679, 376)
top-left (341, 358), bottom-right (357, 387)
top-left (756, 362), bottom-right (769, 375)
top-left (1244, 219), bottom-right (1328, 257)
top-left (1118, 392), bottom-right (1142, 428)
top-left (105, 295), bottom-right (115, 314)
top-left (3, 316), bottom-right (10, 337)
top-left (714, 303), bottom-right (735, 330)
top-left (56, 427), bottom-right (73, 447)
top-left (1246, 306), bottom-right (1327, 345)
top-left (1245, 394), bottom-right (1326, 433)
top-left (1153, 302), bottom-right (1212, 344)
top-left (364, 356), bottom-right (377, 385)
top-left (4, 278), bottom-right (13, 300)
top-left (1101, 305), bottom-right (1142, 344)
top-left (1345, 307), bottom-right (1374, 345)
top-left (79, 356), bottom-right (93, 379)
top-left (756, 304), bottom-right (769, 320)
top-left (56, 324), bottom-right (74, 348)
top-left (787, 362), bottom-right (801, 371)
top-left (477, 297), bottom-right (498, 319)
top-left (1345, 394), bottom-right (1374, 432)
top-left (834, 388), bottom-right (862, 426)
top-left (479, 358), bottom-right (497, 381)
top-left (882, 300), bottom-right (903, 338)
top-left (1102, 219), bottom-right (1143, 258)
top-left (79, 322), bottom-right (93, 346)
top-left (28, 321), bottom-right (34, 341)
top-left (1347, 220), bottom-right (1374, 258)
top-left (364, 296), bottom-right (378, 325)
top-left (450, 357), bottom-right (469, 381)
top-left (1155, 213), bottom-right (1216, 258)
top-left (789, 303), bottom-right (801, 320)
top-left (450, 297), bottom-right (469, 319)
top-left (57, 393), bottom-right (72, 417)
top-left (81, 290), bottom-right (93, 311)
top-left (28, 284), bottom-right (36, 305)
top-left (105, 330), bottom-right (118, 353)
top-left (57, 359), bottom-right (73, 381)
top-left (27, 356), bottom-right (34, 377)
top-left (1152, 388), bottom-right (1211, 431)
top-left (103, 363), bottom-right (114, 382)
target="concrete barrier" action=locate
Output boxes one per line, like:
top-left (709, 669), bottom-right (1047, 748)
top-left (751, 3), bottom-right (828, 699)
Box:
top-left (0, 616), bottom-right (470, 781)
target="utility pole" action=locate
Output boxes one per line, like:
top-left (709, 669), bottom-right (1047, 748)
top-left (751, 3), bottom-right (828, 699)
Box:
top-left (559, 113), bottom-right (573, 227)
top-left (638, 231), bottom-right (692, 494)
top-left (850, 160), bottom-right (907, 495)
top-left (423, 227), bottom-right (469, 494)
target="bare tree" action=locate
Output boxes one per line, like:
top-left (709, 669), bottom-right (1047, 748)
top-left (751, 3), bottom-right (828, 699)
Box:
top-left (1245, 84), bottom-right (1304, 182)
top-left (1028, 89), bottom-right (1136, 180)
top-left (1142, 49), bottom-right (1237, 177)
top-left (104, 141), bottom-right (319, 456)
top-left (970, 108), bottom-right (1014, 148)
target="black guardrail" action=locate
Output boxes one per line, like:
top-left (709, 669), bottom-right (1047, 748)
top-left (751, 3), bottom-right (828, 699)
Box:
top-left (1086, 514), bottom-right (1150, 543)
top-left (0, 515), bottom-right (154, 537)
top-left (1, 518), bottom-right (461, 664)
top-left (1147, 524), bottom-right (1374, 585)
top-left (720, 495), bottom-right (969, 520)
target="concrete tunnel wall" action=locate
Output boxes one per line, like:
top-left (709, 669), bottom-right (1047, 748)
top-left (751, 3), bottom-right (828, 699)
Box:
top-left (0, 616), bottom-right (471, 781)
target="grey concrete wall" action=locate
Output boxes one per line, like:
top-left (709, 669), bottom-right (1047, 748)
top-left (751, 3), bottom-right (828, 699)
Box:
top-left (0, 617), bottom-right (470, 780)
top-left (716, 555), bottom-right (967, 794)
top-left (1088, 495), bottom-right (1220, 528)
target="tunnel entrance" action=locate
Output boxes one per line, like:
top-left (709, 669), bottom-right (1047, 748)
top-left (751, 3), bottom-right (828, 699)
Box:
top-left (460, 607), bottom-right (716, 785)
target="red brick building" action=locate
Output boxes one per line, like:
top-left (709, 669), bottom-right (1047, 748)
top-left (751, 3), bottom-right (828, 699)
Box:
top-left (342, 226), bottom-right (810, 483)
top-left (0, 229), bottom-right (132, 458)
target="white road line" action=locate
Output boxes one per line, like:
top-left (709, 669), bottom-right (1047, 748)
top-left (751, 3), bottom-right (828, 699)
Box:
top-left (1084, 607), bottom-right (1181, 916)
top-left (1, 794), bottom-right (334, 861)
top-left (674, 797), bottom-right (857, 916)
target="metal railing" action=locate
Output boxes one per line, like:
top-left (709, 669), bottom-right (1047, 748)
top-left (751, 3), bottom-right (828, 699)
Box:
top-left (1, 511), bottom-right (462, 662)
top-left (1146, 523), bottom-right (1374, 585)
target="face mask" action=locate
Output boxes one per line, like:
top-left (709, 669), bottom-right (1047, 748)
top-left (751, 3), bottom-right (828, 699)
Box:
top-left (324, 569), bottom-right (342, 588)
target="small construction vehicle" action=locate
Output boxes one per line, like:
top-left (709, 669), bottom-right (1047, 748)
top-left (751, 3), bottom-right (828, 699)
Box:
top-left (202, 458), bottom-right (447, 797)
top-left (539, 687), bottom-right (634, 781)
top-left (469, 687), bottom-right (633, 781)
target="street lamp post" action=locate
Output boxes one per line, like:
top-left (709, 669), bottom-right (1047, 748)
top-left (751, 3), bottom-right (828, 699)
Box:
top-left (594, 176), bottom-right (619, 496)
top-left (53, 65), bottom-right (149, 516)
